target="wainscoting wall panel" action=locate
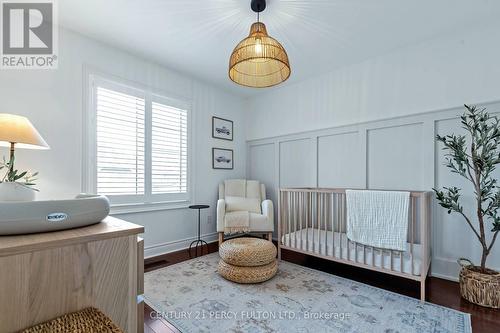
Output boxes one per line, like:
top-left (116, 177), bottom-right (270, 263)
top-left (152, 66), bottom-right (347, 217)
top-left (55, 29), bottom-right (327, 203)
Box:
top-left (246, 101), bottom-right (500, 281)
top-left (279, 138), bottom-right (315, 188)
top-left (318, 131), bottom-right (364, 188)
top-left (367, 122), bottom-right (425, 190)
top-left (248, 143), bottom-right (279, 233)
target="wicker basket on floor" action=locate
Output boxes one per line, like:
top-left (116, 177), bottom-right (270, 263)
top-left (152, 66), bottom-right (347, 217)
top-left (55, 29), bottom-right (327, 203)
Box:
top-left (458, 258), bottom-right (500, 309)
top-left (21, 307), bottom-right (123, 333)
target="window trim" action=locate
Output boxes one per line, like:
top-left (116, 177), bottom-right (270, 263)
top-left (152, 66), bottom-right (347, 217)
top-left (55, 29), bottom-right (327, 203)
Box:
top-left (83, 70), bottom-right (194, 213)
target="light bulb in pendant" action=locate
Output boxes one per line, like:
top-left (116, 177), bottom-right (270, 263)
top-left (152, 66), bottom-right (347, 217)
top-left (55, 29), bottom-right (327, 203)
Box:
top-left (255, 38), bottom-right (262, 54)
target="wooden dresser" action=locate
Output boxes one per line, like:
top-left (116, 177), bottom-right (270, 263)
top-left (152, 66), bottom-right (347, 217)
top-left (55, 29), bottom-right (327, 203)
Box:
top-left (0, 216), bottom-right (144, 333)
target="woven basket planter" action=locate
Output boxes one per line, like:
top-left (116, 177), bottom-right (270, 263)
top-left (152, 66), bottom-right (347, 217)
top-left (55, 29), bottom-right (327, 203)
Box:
top-left (458, 258), bottom-right (500, 309)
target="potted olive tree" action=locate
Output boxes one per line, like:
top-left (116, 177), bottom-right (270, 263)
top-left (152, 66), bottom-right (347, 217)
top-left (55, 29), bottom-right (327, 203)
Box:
top-left (434, 104), bottom-right (500, 308)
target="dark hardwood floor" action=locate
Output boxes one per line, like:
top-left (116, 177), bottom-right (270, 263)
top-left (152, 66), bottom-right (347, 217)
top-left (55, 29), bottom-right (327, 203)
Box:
top-left (144, 243), bottom-right (499, 333)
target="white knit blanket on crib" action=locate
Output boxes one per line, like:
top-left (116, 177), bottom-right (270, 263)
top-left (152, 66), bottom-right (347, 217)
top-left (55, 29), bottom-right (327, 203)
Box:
top-left (346, 190), bottom-right (410, 251)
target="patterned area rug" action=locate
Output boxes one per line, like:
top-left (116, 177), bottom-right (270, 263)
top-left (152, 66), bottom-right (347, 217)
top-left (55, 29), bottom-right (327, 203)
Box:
top-left (144, 253), bottom-right (471, 333)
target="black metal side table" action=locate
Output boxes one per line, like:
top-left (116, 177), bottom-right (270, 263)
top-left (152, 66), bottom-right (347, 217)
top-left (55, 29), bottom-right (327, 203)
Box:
top-left (188, 205), bottom-right (210, 258)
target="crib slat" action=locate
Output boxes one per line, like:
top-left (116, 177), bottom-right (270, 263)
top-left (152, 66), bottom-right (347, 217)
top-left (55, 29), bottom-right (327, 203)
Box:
top-left (363, 244), bottom-right (366, 265)
top-left (278, 191), bottom-right (283, 249)
top-left (323, 193), bottom-right (326, 255)
top-left (302, 191), bottom-right (306, 249)
top-left (287, 191), bottom-right (291, 248)
top-left (284, 191), bottom-right (287, 248)
top-left (281, 191), bottom-right (285, 247)
top-left (411, 197), bottom-right (415, 275)
top-left (331, 193), bottom-right (335, 258)
top-left (306, 192), bottom-right (310, 252)
top-left (345, 195), bottom-right (351, 261)
top-left (400, 250), bottom-right (404, 273)
top-left (282, 191), bottom-right (286, 247)
top-left (295, 192), bottom-right (302, 248)
top-left (318, 192), bottom-right (321, 255)
top-left (388, 250), bottom-right (394, 271)
top-left (324, 193), bottom-right (328, 256)
top-left (316, 192), bottom-right (319, 253)
top-left (340, 194), bottom-right (349, 257)
top-left (316, 192), bottom-right (320, 254)
top-left (318, 192), bottom-right (322, 254)
top-left (294, 192), bottom-right (297, 248)
top-left (315, 192), bottom-right (318, 254)
top-left (311, 192), bottom-right (314, 252)
top-left (338, 194), bottom-right (342, 259)
top-left (354, 241), bottom-right (357, 263)
top-left (371, 246), bottom-right (375, 267)
top-left (323, 193), bottom-right (327, 256)
top-left (315, 192), bottom-right (319, 254)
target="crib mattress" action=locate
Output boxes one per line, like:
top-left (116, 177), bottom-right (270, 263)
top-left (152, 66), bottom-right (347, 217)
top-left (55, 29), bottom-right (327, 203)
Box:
top-left (282, 228), bottom-right (422, 276)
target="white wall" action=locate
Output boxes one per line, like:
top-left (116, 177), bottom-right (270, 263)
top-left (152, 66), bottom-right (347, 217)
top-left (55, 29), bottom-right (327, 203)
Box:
top-left (245, 22), bottom-right (500, 280)
top-left (0, 28), bottom-right (246, 257)
top-left (244, 22), bottom-right (500, 140)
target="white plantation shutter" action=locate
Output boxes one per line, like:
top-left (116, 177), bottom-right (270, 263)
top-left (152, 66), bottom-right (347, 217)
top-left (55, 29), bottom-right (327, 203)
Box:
top-left (89, 75), bottom-right (190, 208)
top-left (96, 87), bottom-right (145, 195)
top-left (151, 101), bottom-right (188, 194)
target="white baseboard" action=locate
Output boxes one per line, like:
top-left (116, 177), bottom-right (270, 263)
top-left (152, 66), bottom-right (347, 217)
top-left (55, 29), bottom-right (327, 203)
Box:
top-left (430, 272), bottom-right (459, 282)
top-left (430, 256), bottom-right (460, 281)
top-left (144, 232), bottom-right (218, 258)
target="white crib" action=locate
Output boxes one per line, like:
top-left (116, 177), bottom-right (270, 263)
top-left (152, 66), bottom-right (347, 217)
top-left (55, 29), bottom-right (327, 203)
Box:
top-left (278, 188), bottom-right (432, 301)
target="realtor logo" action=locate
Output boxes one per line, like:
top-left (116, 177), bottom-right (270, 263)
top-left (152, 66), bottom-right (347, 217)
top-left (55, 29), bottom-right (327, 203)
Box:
top-left (1, 0), bottom-right (58, 69)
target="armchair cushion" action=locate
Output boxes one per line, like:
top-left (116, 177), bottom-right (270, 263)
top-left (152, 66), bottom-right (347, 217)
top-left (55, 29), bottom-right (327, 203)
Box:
top-left (225, 196), bottom-right (261, 214)
top-left (224, 179), bottom-right (246, 197)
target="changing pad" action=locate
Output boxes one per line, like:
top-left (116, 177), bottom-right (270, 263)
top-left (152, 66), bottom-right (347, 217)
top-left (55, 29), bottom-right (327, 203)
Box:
top-left (0, 194), bottom-right (110, 235)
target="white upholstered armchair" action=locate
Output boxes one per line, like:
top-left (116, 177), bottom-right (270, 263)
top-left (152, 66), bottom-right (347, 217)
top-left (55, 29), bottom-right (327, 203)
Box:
top-left (217, 179), bottom-right (274, 245)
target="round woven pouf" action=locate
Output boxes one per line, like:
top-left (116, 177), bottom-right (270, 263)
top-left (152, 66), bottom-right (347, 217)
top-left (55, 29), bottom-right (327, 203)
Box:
top-left (218, 259), bottom-right (278, 284)
top-left (218, 237), bottom-right (278, 284)
top-left (219, 237), bottom-right (277, 266)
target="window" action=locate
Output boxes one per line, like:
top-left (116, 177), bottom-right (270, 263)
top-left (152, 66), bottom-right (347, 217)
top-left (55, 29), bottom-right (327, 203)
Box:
top-left (96, 87), bottom-right (146, 195)
top-left (151, 101), bottom-right (188, 194)
top-left (86, 75), bottom-right (191, 211)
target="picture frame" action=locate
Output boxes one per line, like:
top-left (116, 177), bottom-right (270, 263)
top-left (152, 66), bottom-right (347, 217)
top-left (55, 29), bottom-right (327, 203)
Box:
top-left (212, 148), bottom-right (234, 170)
top-left (212, 116), bottom-right (233, 141)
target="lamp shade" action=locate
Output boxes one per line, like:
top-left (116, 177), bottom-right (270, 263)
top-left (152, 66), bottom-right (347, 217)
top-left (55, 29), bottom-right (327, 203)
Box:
top-left (229, 22), bottom-right (290, 88)
top-left (0, 114), bottom-right (49, 149)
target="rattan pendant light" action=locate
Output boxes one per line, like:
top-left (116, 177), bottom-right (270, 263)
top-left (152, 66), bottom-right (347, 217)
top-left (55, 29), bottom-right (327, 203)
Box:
top-left (229, 0), bottom-right (290, 88)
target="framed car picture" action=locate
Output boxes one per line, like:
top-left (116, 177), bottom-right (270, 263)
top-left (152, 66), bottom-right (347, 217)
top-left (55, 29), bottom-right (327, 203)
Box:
top-left (212, 148), bottom-right (234, 170)
top-left (212, 116), bottom-right (233, 141)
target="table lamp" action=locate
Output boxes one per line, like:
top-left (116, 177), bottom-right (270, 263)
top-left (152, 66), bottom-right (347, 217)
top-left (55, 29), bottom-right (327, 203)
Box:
top-left (0, 114), bottom-right (49, 175)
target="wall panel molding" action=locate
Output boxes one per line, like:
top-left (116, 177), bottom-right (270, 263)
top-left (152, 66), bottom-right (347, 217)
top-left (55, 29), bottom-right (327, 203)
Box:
top-left (247, 100), bottom-right (500, 280)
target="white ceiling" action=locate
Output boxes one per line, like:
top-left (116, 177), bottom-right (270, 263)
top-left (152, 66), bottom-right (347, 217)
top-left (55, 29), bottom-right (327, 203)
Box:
top-left (59, 0), bottom-right (500, 97)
